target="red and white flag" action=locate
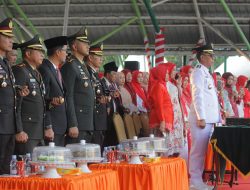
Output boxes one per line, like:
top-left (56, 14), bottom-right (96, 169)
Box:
top-left (155, 29), bottom-right (165, 66)
top-left (144, 36), bottom-right (151, 69)
top-left (187, 38), bottom-right (205, 65)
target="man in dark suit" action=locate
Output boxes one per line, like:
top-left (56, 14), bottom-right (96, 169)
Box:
top-left (13, 35), bottom-right (47, 155)
top-left (86, 43), bottom-right (108, 148)
top-left (61, 27), bottom-right (95, 144)
top-left (38, 36), bottom-right (68, 146)
top-left (101, 61), bottom-right (121, 146)
top-left (0, 18), bottom-right (17, 174)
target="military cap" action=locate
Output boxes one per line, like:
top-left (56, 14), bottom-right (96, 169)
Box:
top-left (89, 43), bottom-right (103, 56)
top-left (124, 61), bottom-right (140, 71)
top-left (44, 36), bottom-right (67, 50)
top-left (18, 35), bottom-right (45, 51)
top-left (192, 43), bottom-right (215, 54)
top-left (0, 18), bottom-right (14, 37)
top-left (67, 27), bottom-right (90, 43)
top-left (103, 61), bottom-right (118, 72)
top-left (12, 43), bottom-right (19, 50)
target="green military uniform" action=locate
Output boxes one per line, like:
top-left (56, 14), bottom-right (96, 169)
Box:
top-left (61, 27), bottom-right (95, 144)
top-left (87, 43), bottom-right (107, 148)
top-left (0, 18), bottom-right (16, 174)
top-left (13, 35), bottom-right (46, 155)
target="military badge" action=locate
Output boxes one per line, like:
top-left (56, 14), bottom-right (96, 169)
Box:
top-left (84, 81), bottom-right (88, 87)
top-left (9, 20), bottom-right (13, 29)
top-left (1, 78), bottom-right (7, 87)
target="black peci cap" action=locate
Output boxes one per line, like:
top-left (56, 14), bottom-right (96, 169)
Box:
top-left (124, 61), bottom-right (140, 71)
top-left (44, 36), bottom-right (67, 50)
top-left (103, 61), bottom-right (118, 72)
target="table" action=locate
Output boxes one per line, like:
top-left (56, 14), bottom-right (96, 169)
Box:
top-left (211, 126), bottom-right (250, 176)
top-left (90, 158), bottom-right (189, 190)
top-left (211, 126), bottom-right (250, 188)
top-left (0, 170), bottom-right (120, 190)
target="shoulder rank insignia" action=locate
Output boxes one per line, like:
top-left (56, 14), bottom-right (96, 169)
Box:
top-left (196, 64), bottom-right (201, 68)
top-left (66, 55), bottom-right (75, 63)
top-left (17, 63), bottom-right (25, 67)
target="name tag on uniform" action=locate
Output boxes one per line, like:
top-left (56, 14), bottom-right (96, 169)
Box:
top-left (0, 69), bottom-right (6, 74)
top-left (30, 78), bottom-right (36, 83)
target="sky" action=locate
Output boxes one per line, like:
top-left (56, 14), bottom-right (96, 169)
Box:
top-left (215, 56), bottom-right (250, 77)
top-left (123, 55), bottom-right (250, 77)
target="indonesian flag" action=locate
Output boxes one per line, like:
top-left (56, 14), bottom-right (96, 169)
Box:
top-left (187, 38), bottom-right (205, 65)
top-left (155, 29), bottom-right (165, 66)
top-left (144, 36), bottom-right (151, 69)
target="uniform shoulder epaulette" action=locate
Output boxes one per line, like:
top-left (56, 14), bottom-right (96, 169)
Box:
top-left (66, 55), bottom-right (75, 63)
top-left (195, 64), bottom-right (201, 69)
top-left (15, 63), bottom-right (26, 68)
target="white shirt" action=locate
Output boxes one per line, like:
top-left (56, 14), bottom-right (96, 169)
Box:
top-left (48, 59), bottom-right (58, 70)
top-left (189, 63), bottom-right (220, 123)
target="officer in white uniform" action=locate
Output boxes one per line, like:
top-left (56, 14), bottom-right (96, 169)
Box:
top-left (189, 44), bottom-right (220, 190)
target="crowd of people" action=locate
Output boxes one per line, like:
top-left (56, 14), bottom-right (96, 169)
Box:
top-left (0, 17), bottom-right (249, 189)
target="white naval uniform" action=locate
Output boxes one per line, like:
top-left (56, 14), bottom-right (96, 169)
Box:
top-left (188, 63), bottom-right (220, 187)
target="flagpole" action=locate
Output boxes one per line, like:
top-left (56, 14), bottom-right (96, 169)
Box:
top-left (143, 0), bottom-right (165, 66)
top-left (143, 0), bottom-right (160, 33)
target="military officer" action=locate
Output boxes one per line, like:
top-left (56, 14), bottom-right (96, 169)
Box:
top-left (61, 27), bottom-right (95, 144)
top-left (13, 35), bottom-right (47, 155)
top-left (38, 36), bottom-right (68, 146)
top-left (188, 44), bottom-right (220, 190)
top-left (86, 43), bottom-right (108, 148)
top-left (0, 18), bottom-right (17, 174)
top-left (6, 43), bottom-right (18, 66)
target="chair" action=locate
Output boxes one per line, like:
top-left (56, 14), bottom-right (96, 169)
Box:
top-left (132, 113), bottom-right (143, 135)
top-left (140, 113), bottom-right (151, 137)
top-left (113, 113), bottom-right (127, 142)
top-left (123, 113), bottom-right (136, 139)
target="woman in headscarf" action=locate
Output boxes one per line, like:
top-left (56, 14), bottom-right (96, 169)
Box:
top-left (117, 71), bottom-right (138, 113)
top-left (141, 72), bottom-right (149, 94)
top-left (181, 72), bottom-right (192, 110)
top-left (236, 75), bottom-right (250, 118)
top-left (165, 62), bottom-right (185, 157)
top-left (180, 72), bottom-right (192, 158)
top-left (212, 73), bottom-right (226, 123)
top-left (121, 69), bottom-right (137, 106)
top-left (131, 70), bottom-right (149, 112)
top-left (245, 80), bottom-right (250, 118)
top-left (222, 72), bottom-right (239, 117)
top-left (180, 65), bottom-right (193, 78)
top-left (148, 64), bottom-right (173, 134)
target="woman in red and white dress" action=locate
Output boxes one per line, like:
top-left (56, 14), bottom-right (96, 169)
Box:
top-left (117, 71), bottom-right (138, 113)
top-left (148, 64), bottom-right (174, 138)
top-left (165, 62), bottom-right (185, 157)
top-left (236, 75), bottom-right (250, 118)
top-left (131, 70), bottom-right (149, 113)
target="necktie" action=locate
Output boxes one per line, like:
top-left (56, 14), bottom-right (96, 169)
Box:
top-left (56, 68), bottom-right (62, 87)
